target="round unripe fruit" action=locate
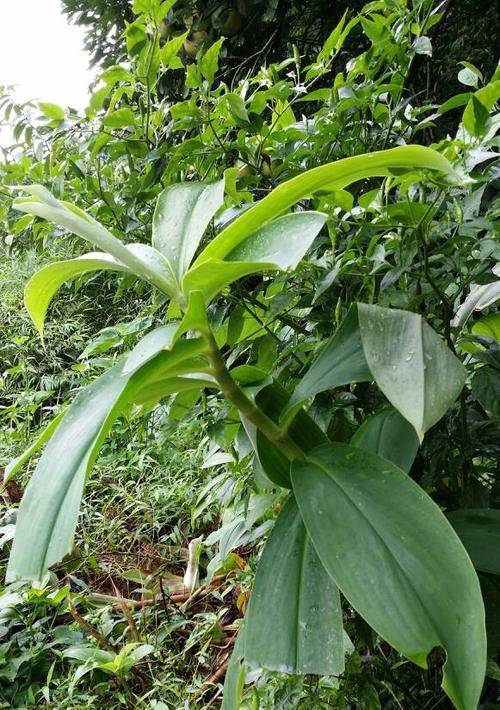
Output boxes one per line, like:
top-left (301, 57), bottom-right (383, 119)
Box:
top-left (219, 9), bottom-right (243, 36)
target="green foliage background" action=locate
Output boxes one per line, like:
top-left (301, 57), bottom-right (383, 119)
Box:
top-left (0, 0), bottom-right (499, 707)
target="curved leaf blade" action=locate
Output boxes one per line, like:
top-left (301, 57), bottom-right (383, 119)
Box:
top-left (24, 253), bottom-right (130, 338)
top-left (182, 211), bottom-right (327, 302)
top-left (283, 306), bottom-right (371, 422)
top-left (14, 187), bottom-right (178, 297)
top-left (7, 364), bottom-right (131, 582)
top-left (153, 179), bottom-right (225, 279)
top-left (351, 407), bottom-right (420, 473)
top-left (358, 304), bottom-right (466, 441)
top-left (196, 146), bottom-right (458, 264)
top-left (291, 443), bottom-right (486, 710)
top-left (245, 496), bottom-right (344, 675)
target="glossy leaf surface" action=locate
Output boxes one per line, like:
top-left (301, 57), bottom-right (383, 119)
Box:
top-left (196, 146), bottom-right (457, 264)
top-left (291, 443), bottom-right (485, 710)
top-left (182, 211), bottom-right (326, 302)
top-left (245, 496), bottom-right (344, 675)
top-left (152, 179), bottom-right (225, 279)
top-left (14, 187), bottom-right (178, 297)
top-left (358, 304), bottom-right (466, 440)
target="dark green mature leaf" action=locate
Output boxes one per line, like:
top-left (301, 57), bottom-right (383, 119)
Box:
top-left (152, 179), bottom-right (225, 280)
top-left (351, 407), bottom-right (419, 473)
top-left (284, 306), bottom-right (371, 421)
top-left (196, 146), bottom-right (458, 264)
top-left (245, 496), bottom-right (344, 675)
top-left (358, 304), bottom-right (466, 441)
top-left (291, 443), bottom-right (486, 710)
top-left (472, 366), bottom-right (500, 422)
top-left (447, 509), bottom-right (500, 575)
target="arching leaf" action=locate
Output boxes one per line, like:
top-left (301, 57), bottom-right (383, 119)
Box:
top-left (447, 509), bottom-right (500, 575)
top-left (291, 443), bottom-right (486, 710)
top-left (196, 146), bottom-right (457, 264)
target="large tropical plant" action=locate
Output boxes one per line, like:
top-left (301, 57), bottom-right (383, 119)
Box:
top-left (6, 145), bottom-right (487, 710)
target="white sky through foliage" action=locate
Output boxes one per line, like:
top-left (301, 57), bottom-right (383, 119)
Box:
top-left (0, 0), bottom-right (95, 110)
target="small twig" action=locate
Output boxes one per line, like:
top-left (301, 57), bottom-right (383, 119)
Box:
top-left (67, 596), bottom-right (117, 653)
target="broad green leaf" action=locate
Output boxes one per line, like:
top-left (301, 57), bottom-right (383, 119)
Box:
top-left (102, 108), bottom-right (136, 128)
top-left (222, 626), bottom-right (246, 710)
top-left (3, 409), bottom-right (67, 486)
top-left (38, 102), bottom-right (65, 121)
top-left (283, 306), bottom-right (371, 421)
top-left (152, 179), bottom-right (225, 279)
top-left (472, 313), bottom-right (500, 339)
top-left (161, 30), bottom-right (188, 68)
top-left (291, 443), bottom-right (486, 710)
top-left (195, 146), bottom-right (458, 264)
top-left (7, 365), bottom-right (132, 582)
top-left (351, 407), bottom-right (420, 473)
top-left (358, 304), bottom-right (466, 441)
top-left (245, 496), bottom-right (344, 675)
top-left (226, 211), bottom-right (326, 266)
top-left (126, 337), bottom-right (209, 380)
top-left (14, 187), bottom-right (178, 297)
top-left (183, 211), bottom-right (326, 302)
top-left (447, 509), bottom-right (500, 575)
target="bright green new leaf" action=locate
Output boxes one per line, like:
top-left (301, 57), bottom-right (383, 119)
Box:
top-left (195, 146), bottom-right (458, 264)
top-left (284, 306), bottom-right (371, 421)
top-left (14, 187), bottom-right (178, 297)
top-left (24, 253), bottom-right (130, 338)
top-left (161, 30), bottom-right (189, 68)
top-left (245, 496), bottom-right (344, 675)
top-left (152, 179), bottom-right (225, 279)
top-left (199, 37), bottom-right (224, 85)
top-left (447, 509), bottom-right (500, 575)
top-left (102, 108), bottom-right (137, 128)
top-left (351, 407), bottom-right (420, 473)
top-left (38, 102), bottom-right (65, 121)
top-left (358, 303), bottom-right (466, 441)
top-left (291, 443), bottom-right (486, 710)
top-left (183, 211), bottom-right (327, 302)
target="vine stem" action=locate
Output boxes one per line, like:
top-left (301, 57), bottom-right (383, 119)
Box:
top-left (203, 328), bottom-right (305, 462)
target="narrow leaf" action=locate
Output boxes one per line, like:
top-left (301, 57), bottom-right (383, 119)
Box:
top-left (196, 146), bottom-right (458, 264)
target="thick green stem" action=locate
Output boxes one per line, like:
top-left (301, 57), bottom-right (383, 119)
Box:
top-left (204, 329), bottom-right (305, 462)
